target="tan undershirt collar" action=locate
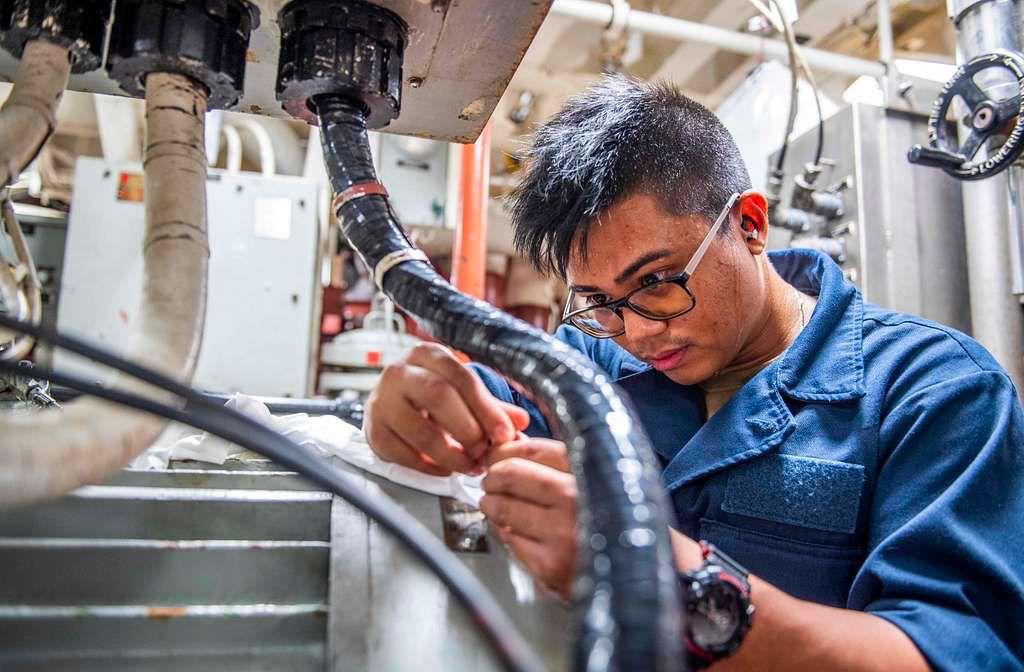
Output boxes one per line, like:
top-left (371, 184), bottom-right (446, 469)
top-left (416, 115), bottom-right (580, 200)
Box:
top-left (700, 291), bottom-right (818, 419)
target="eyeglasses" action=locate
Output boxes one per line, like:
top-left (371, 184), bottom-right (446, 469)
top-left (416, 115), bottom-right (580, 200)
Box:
top-left (561, 192), bottom-right (740, 339)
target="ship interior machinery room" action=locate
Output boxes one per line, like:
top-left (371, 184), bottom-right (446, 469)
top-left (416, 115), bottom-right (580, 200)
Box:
top-left (1, 1), bottom-right (1024, 671)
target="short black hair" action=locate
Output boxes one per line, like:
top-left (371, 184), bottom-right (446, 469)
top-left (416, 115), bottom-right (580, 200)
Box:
top-left (507, 75), bottom-right (752, 278)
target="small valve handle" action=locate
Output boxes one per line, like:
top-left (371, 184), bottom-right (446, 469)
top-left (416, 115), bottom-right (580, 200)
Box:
top-left (907, 49), bottom-right (1024, 181)
top-left (907, 145), bottom-right (968, 171)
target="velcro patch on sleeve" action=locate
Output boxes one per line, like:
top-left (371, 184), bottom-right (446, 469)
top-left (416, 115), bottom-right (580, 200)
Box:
top-left (722, 454), bottom-right (865, 534)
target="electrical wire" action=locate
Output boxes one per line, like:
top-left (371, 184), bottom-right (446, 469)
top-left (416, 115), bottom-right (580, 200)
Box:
top-left (753, 0), bottom-right (826, 168)
top-left (0, 312), bottom-right (545, 672)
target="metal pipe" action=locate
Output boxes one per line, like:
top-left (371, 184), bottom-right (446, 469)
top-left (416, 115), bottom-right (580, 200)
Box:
top-left (221, 124), bottom-right (243, 174)
top-left (0, 72), bottom-right (210, 505)
top-left (877, 0), bottom-right (896, 102)
top-left (948, 0), bottom-right (1024, 393)
top-left (549, 0), bottom-right (886, 79)
top-left (0, 198), bottom-right (41, 360)
top-left (452, 124), bottom-right (490, 300)
top-left (0, 40), bottom-right (71, 188)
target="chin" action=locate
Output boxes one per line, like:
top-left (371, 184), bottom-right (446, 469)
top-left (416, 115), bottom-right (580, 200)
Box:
top-left (660, 361), bottom-right (715, 386)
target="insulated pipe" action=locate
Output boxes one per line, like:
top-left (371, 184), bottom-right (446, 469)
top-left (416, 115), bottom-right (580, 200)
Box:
top-left (0, 198), bottom-right (42, 360)
top-left (0, 40), bottom-right (71, 188)
top-left (0, 72), bottom-right (210, 504)
top-left (452, 123), bottom-right (491, 300)
top-left (316, 95), bottom-right (682, 672)
top-left (550, 0), bottom-right (887, 79)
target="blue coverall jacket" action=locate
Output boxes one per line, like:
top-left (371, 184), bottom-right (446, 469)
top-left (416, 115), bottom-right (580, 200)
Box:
top-left (472, 249), bottom-right (1024, 671)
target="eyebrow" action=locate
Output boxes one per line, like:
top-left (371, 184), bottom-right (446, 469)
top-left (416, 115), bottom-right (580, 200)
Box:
top-left (614, 249), bottom-right (674, 285)
top-left (569, 248), bottom-right (676, 293)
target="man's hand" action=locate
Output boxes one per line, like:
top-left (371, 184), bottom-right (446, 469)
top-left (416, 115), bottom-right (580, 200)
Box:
top-left (480, 438), bottom-right (577, 599)
top-left (364, 343), bottom-right (529, 476)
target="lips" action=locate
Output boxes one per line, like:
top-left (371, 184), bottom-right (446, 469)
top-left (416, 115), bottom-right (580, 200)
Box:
top-left (648, 346), bottom-right (689, 372)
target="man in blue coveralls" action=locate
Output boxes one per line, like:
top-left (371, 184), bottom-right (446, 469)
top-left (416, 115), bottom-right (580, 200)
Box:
top-left (363, 76), bottom-right (1024, 671)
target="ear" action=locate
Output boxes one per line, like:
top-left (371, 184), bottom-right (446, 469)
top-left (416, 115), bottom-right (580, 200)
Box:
top-left (738, 190), bottom-right (769, 255)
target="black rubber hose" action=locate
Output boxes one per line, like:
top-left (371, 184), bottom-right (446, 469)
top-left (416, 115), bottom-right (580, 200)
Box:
top-left (315, 94), bottom-right (683, 672)
top-left (48, 388), bottom-right (365, 425)
top-left (0, 313), bottom-right (545, 672)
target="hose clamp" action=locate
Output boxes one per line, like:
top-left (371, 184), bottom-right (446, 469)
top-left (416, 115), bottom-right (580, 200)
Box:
top-left (332, 181), bottom-right (390, 213)
top-left (373, 248), bottom-right (430, 290)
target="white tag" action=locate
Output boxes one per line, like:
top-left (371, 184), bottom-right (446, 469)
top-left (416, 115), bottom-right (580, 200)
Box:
top-left (253, 197), bottom-right (292, 240)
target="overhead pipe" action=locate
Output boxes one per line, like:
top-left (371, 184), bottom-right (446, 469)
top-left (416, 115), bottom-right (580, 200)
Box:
top-left (0, 40), bottom-right (71, 189)
top-left (452, 123), bottom-right (491, 300)
top-left (549, 0), bottom-right (887, 79)
top-left (0, 73), bottom-right (210, 504)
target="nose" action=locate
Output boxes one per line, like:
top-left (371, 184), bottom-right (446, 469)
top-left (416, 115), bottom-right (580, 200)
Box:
top-left (620, 306), bottom-right (668, 340)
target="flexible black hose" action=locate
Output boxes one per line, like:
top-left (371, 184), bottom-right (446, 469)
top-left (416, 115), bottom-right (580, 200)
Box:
top-left (315, 94), bottom-right (683, 672)
top-left (49, 388), bottom-right (365, 425)
top-left (0, 313), bottom-right (544, 672)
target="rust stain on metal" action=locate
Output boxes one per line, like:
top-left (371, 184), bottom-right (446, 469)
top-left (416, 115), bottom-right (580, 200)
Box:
top-left (458, 97), bottom-right (488, 121)
top-left (146, 606), bottom-right (189, 620)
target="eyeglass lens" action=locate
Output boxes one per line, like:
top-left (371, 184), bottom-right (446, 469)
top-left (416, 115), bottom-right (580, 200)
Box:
top-left (569, 281), bottom-right (694, 336)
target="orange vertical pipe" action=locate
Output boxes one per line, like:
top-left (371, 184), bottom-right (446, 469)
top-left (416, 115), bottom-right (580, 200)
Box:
top-left (451, 123), bottom-right (490, 300)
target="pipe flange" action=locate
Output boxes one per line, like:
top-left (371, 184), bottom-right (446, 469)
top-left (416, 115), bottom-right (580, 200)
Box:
top-left (106, 0), bottom-right (260, 110)
top-left (0, 0), bottom-right (112, 73)
top-left (276, 0), bottom-right (407, 128)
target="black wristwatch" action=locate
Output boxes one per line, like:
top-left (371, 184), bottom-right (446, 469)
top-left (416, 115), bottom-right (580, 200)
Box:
top-left (678, 541), bottom-right (755, 670)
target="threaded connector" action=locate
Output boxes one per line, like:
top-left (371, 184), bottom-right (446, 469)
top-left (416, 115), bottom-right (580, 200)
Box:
top-left (276, 0), bottom-right (406, 128)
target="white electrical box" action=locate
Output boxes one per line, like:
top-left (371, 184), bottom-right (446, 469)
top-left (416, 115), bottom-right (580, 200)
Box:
top-left (56, 158), bottom-right (321, 397)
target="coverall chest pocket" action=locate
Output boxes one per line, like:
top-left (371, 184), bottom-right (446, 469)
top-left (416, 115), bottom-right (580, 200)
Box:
top-left (699, 453), bottom-right (868, 607)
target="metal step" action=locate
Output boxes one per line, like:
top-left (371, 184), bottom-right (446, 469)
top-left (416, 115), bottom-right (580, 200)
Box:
top-left (0, 462), bottom-right (333, 670)
top-left (0, 485), bottom-right (331, 541)
top-left (0, 538), bottom-right (329, 605)
top-left (0, 604), bottom-right (325, 671)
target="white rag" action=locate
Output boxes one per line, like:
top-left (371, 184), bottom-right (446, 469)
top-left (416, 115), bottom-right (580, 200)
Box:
top-left (131, 393), bottom-right (485, 507)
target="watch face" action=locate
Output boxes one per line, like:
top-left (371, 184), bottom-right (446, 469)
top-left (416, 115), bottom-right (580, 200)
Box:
top-left (691, 581), bottom-right (742, 649)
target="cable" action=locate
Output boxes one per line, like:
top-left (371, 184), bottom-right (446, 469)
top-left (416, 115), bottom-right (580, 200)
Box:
top-left (0, 313), bottom-right (544, 672)
top-left (753, 0), bottom-right (826, 168)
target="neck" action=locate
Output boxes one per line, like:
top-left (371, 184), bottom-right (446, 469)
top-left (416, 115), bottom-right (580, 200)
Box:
top-left (722, 265), bottom-right (802, 376)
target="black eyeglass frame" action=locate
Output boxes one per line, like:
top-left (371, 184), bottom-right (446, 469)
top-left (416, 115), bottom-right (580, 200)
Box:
top-left (561, 192), bottom-right (741, 339)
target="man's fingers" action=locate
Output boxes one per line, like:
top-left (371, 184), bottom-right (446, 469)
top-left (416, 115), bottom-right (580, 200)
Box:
top-left (479, 494), bottom-right (553, 541)
top-left (499, 402), bottom-right (531, 432)
top-left (398, 366), bottom-right (487, 454)
top-left (482, 458), bottom-right (577, 507)
top-left (373, 425), bottom-right (453, 477)
top-left (388, 398), bottom-right (475, 473)
top-left (498, 528), bottom-right (572, 601)
top-left (484, 438), bottom-right (569, 472)
top-left (406, 344), bottom-right (519, 447)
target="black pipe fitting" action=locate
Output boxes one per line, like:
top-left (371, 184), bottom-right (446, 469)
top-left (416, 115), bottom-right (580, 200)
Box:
top-left (106, 0), bottom-right (260, 109)
top-left (276, 0), bottom-right (406, 128)
top-left (0, 0), bottom-right (112, 73)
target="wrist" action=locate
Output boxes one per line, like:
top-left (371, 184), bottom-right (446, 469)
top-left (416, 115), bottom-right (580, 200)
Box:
top-left (670, 528), bottom-right (704, 571)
